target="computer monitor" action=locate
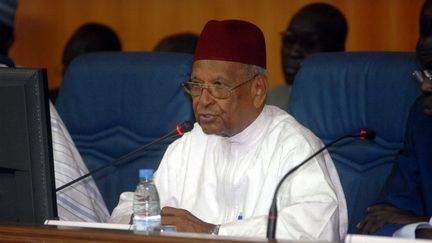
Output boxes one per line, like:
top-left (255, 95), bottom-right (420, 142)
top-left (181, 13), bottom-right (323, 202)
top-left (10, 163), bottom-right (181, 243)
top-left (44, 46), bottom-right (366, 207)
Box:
top-left (0, 68), bottom-right (57, 224)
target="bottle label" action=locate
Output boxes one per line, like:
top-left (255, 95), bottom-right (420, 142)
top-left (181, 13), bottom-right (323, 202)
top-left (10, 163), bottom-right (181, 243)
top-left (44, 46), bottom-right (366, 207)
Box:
top-left (134, 215), bottom-right (161, 232)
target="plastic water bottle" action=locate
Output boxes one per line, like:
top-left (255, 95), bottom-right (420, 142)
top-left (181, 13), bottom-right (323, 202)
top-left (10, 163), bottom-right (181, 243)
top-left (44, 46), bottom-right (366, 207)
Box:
top-left (133, 169), bottom-right (161, 232)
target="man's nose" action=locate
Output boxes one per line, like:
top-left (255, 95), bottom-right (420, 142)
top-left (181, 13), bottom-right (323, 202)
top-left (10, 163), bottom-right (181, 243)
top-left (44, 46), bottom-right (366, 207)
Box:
top-left (288, 41), bottom-right (304, 57)
top-left (197, 87), bottom-right (214, 106)
top-left (283, 41), bottom-right (302, 58)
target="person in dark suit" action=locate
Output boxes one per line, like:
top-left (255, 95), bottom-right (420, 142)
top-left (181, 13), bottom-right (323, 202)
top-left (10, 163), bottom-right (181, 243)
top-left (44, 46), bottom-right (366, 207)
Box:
top-left (357, 35), bottom-right (432, 240)
top-left (0, 0), bottom-right (16, 67)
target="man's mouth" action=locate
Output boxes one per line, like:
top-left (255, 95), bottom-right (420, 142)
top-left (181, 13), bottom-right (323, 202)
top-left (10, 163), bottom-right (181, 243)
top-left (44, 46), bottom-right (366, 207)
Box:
top-left (198, 113), bottom-right (218, 123)
top-left (284, 65), bottom-right (300, 74)
top-left (283, 59), bottom-right (302, 75)
top-left (423, 95), bottom-right (432, 116)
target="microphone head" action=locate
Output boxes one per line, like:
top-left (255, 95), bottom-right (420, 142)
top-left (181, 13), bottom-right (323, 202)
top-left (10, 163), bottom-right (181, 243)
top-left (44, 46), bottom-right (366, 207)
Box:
top-left (176, 121), bottom-right (194, 135)
top-left (360, 130), bottom-right (376, 141)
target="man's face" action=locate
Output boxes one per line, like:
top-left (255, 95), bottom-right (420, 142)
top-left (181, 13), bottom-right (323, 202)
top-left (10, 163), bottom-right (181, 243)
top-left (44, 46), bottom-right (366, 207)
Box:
top-left (281, 19), bottom-right (324, 85)
top-left (419, 70), bottom-right (432, 116)
top-left (190, 60), bottom-right (263, 137)
top-left (416, 36), bottom-right (432, 116)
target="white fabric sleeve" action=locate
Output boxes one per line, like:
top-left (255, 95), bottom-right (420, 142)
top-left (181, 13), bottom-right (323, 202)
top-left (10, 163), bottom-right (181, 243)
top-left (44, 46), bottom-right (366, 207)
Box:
top-left (219, 201), bottom-right (338, 241)
top-left (108, 192), bottom-right (134, 224)
top-left (393, 217), bottom-right (432, 239)
top-left (154, 139), bottom-right (182, 208)
top-left (219, 160), bottom-right (340, 241)
top-left (51, 103), bottom-right (110, 222)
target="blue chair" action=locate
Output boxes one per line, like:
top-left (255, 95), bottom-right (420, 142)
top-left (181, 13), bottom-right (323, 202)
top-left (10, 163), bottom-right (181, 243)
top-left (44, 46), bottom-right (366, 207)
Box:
top-left (55, 52), bottom-right (194, 212)
top-left (288, 52), bottom-right (421, 233)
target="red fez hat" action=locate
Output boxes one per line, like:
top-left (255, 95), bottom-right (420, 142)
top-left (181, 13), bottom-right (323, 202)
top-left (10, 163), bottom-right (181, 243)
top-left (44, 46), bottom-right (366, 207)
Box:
top-left (194, 19), bottom-right (266, 69)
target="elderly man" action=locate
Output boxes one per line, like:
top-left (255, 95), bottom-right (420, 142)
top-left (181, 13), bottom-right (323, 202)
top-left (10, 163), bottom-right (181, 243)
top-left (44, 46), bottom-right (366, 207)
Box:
top-left (110, 19), bottom-right (347, 241)
top-left (267, 3), bottom-right (348, 110)
top-left (357, 36), bottom-right (432, 239)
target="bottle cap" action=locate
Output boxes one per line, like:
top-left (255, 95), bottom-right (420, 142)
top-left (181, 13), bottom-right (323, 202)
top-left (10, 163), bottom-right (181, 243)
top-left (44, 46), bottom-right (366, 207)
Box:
top-left (139, 169), bottom-right (154, 179)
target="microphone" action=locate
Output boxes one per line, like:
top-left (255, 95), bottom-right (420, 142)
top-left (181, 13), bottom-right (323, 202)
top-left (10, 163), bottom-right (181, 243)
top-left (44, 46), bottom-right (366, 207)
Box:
top-left (266, 129), bottom-right (376, 240)
top-left (56, 121), bottom-right (194, 192)
top-left (360, 129), bottom-right (376, 141)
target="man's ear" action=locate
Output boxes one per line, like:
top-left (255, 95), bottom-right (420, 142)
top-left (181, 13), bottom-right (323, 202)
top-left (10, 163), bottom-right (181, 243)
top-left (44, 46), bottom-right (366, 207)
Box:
top-left (252, 74), bottom-right (268, 108)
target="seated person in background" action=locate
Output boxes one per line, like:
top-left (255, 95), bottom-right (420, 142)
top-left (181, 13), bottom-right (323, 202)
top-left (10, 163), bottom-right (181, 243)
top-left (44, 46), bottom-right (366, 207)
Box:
top-left (357, 36), bottom-right (432, 239)
top-left (0, 0), bottom-right (16, 67)
top-left (50, 22), bottom-right (122, 102)
top-left (420, 0), bottom-right (432, 37)
top-left (266, 2), bottom-right (347, 110)
top-left (153, 32), bottom-right (198, 54)
top-left (110, 19), bottom-right (347, 241)
top-left (0, 1), bottom-right (109, 222)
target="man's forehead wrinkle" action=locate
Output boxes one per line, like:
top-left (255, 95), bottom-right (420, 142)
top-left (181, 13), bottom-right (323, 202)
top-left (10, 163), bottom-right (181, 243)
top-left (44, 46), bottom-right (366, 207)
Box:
top-left (289, 19), bottom-right (321, 33)
top-left (289, 8), bottom-right (328, 31)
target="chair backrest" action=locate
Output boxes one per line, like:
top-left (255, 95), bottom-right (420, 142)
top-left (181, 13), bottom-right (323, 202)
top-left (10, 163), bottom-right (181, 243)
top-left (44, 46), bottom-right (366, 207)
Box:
top-left (55, 52), bottom-right (194, 212)
top-left (288, 52), bottom-right (421, 233)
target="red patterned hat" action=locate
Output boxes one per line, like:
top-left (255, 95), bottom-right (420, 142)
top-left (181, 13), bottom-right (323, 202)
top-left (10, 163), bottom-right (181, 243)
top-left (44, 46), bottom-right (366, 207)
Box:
top-left (194, 19), bottom-right (266, 69)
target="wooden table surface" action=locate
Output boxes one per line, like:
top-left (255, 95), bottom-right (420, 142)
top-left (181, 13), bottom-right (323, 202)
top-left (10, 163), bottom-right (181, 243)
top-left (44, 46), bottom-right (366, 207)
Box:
top-left (0, 224), bottom-right (281, 243)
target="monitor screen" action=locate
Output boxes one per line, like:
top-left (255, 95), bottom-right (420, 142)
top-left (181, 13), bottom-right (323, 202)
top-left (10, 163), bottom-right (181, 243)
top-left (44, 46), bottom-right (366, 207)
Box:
top-left (0, 68), bottom-right (57, 224)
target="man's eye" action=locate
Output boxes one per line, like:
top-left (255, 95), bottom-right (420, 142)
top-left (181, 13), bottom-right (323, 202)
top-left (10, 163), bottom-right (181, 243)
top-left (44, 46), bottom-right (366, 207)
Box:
top-left (282, 32), bottom-right (296, 44)
top-left (190, 80), bottom-right (202, 86)
top-left (212, 82), bottom-right (226, 89)
top-left (283, 36), bottom-right (295, 43)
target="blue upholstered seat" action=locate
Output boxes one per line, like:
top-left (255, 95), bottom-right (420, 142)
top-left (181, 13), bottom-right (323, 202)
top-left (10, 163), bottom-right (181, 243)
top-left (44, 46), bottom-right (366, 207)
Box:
top-left (55, 52), bottom-right (194, 212)
top-left (288, 52), bottom-right (421, 233)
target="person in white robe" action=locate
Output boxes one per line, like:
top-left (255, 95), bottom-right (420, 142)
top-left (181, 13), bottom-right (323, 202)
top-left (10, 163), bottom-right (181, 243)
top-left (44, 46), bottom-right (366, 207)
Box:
top-left (109, 19), bottom-right (347, 241)
top-left (0, 0), bottom-right (108, 222)
top-left (51, 102), bottom-right (109, 222)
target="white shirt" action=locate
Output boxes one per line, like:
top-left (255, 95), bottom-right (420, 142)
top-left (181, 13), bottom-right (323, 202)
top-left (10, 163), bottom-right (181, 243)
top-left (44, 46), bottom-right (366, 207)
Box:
top-left (51, 103), bottom-right (109, 222)
top-left (110, 105), bottom-right (347, 241)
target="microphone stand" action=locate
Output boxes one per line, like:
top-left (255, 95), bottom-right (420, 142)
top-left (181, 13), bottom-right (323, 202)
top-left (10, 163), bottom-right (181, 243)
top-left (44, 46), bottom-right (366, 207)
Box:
top-left (266, 130), bottom-right (375, 240)
top-left (56, 122), bottom-right (193, 192)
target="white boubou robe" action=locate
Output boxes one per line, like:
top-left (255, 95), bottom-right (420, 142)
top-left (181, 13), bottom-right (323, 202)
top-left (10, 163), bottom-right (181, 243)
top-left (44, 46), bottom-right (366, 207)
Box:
top-left (109, 105), bottom-right (348, 241)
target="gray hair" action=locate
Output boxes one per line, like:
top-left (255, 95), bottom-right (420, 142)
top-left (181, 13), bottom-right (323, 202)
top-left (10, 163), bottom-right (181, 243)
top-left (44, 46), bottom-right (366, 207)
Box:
top-left (244, 64), bottom-right (267, 76)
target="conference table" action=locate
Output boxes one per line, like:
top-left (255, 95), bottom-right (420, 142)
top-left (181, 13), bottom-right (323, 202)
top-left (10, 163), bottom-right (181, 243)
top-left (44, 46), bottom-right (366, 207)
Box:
top-left (0, 223), bottom-right (319, 243)
top-left (1, 223), bottom-right (405, 243)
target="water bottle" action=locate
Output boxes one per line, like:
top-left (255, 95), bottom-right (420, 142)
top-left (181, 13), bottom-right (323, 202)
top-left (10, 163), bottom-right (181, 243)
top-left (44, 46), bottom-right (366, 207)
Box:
top-left (133, 169), bottom-right (161, 232)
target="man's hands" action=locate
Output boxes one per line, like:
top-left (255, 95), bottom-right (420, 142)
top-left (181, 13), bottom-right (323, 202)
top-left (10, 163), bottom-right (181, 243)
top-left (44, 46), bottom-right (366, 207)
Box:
top-left (161, 207), bottom-right (217, 234)
top-left (357, 204), bottom-right (429, 234)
